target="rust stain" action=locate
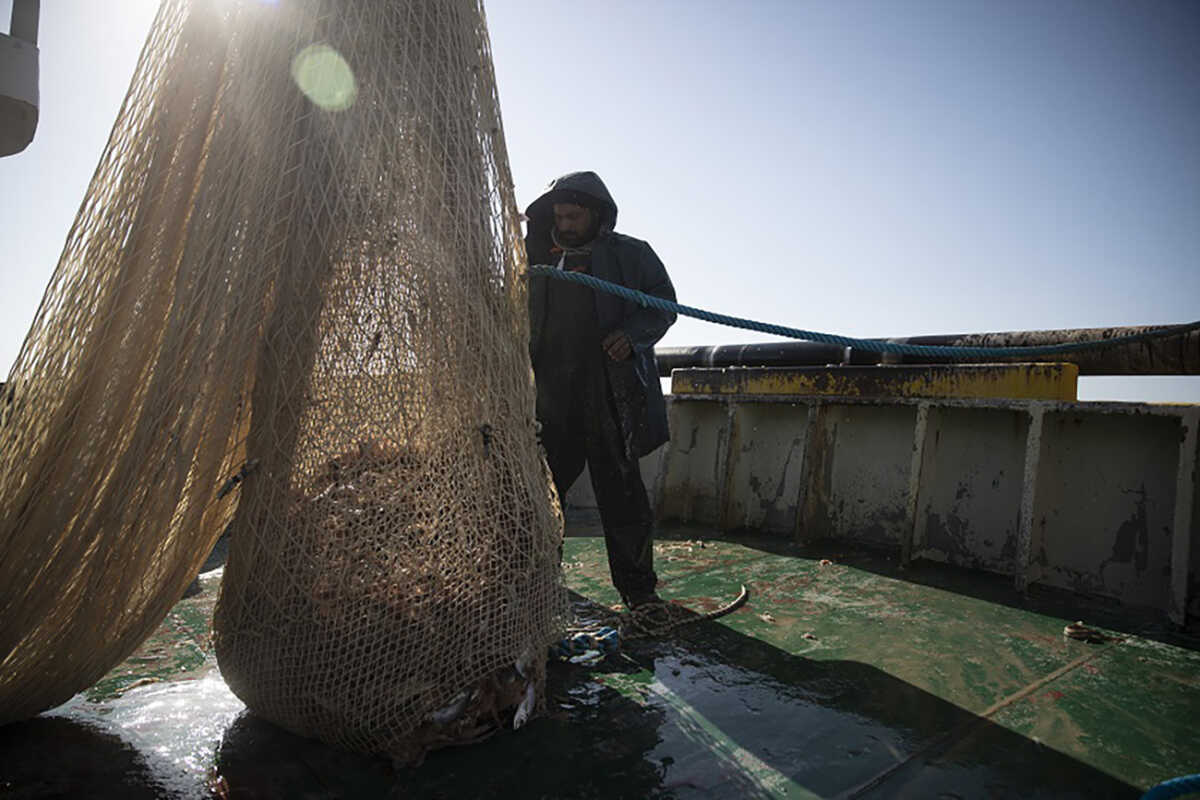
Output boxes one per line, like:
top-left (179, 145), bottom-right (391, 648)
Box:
top-left (1108, 486), bottom-right (1150, 571)
top-left (672, 364), bottom-right (1078, 401)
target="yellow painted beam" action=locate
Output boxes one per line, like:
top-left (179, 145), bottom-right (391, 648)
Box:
top-left (671, 363), bottom-right (1078, 401)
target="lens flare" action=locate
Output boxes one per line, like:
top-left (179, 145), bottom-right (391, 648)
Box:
top-left (290, 45), bottom-right (357, 111)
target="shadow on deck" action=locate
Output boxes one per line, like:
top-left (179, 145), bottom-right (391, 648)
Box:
top-left (2, 520), bottom-right (1192, 798)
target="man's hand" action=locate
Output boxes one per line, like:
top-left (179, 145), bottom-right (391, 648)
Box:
top-left (602, 329), bottom-right (633, 361)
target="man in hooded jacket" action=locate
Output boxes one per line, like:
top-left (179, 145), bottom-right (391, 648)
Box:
top-left (525, 171), bottom-right (676, 610)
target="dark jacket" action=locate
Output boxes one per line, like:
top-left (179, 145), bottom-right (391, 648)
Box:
top-left (525, 171), bottom-right (676, 457)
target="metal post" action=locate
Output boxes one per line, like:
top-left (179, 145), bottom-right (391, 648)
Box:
top-left (10, 0), bottom-right (39, 45)
top-left (1169, 411), bottom-right (1198, 626)
top-left (901, 403), bottom-right (934, 567)
top-left (1015, 405), bottom-right (1046, 592)
top-left (795, 404), bottom-right (829, 543)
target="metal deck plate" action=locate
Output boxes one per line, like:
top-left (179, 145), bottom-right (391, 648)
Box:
top-left (1, 521), bottom-right (1195, 798)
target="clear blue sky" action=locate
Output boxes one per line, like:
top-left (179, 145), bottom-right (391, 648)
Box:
top-left (2, 0), bottom-right (1197, 401)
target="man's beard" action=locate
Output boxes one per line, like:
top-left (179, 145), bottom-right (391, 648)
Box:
top-left (555, 228), bottom-right (589, 247)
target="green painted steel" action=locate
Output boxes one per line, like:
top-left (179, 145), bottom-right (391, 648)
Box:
top-left (1, 523), bottom-right (1196, 798)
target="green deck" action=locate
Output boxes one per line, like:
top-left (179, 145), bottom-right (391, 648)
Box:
top-left (2, 519), bottom-right (1197, 798)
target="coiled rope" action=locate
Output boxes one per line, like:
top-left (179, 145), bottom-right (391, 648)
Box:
top-left (527, 265), bottom-right (1200, 360)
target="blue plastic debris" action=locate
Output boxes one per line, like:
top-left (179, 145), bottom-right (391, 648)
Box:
top-left (550, 626), bottom-right (620, 664)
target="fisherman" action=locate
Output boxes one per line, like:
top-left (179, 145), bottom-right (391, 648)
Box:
top-left (524, 171), bottom-right (676, 615)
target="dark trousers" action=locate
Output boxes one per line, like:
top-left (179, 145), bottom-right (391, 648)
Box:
top-left (536, 360), bottom-right (657, 604)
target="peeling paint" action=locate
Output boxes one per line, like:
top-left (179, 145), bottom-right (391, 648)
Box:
top-left (1105, 487), bottom-right (1150, 572)
top-left (672, 364), bottom-right (1079, 402)
top-left (656, 379), bottom-right (1194, 619)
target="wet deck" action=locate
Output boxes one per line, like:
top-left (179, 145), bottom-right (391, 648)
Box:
top-left (2, 519), bottom-right (1197, 798)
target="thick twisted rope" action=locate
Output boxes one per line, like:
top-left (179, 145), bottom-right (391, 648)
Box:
top-left (527, 265), bottom-right (1200, 359)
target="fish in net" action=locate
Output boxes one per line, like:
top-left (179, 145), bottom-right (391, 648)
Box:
top-left (0, 0), bottom-right (565, 763)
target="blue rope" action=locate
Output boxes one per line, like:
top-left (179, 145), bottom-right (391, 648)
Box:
top-left (1142, 774), bottom-right (1200, 800)
top-left (528, 265), bottom-right (1200, 359)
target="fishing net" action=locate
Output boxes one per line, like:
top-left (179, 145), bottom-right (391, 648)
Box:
top-left (0, 0), bottom-right (565, 761)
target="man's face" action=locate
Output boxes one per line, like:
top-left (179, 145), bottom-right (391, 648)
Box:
top-left (553, 203), bottom-right (594, 247)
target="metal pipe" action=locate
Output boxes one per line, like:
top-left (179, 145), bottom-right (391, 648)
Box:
top-left (10, 0), bottom-right (39, 45)
top-left (654, 324), bottom-right (1200, 377)
top-left (896, 325), bottom-right (1200, 375)
top-left (654, 341), bottom-right (877, 375)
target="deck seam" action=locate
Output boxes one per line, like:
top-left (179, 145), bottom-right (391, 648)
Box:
top-left (839, 636), bottom-right (1127, 799)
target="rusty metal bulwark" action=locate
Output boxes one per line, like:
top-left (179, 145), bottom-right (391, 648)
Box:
top-left (655, 325), bottom-right (1200, 377)
top-left (670, 363), bottom-right (1079, 402)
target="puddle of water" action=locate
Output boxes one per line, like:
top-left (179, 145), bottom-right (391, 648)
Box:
top-left (0, 671), bottom-right (244, 799)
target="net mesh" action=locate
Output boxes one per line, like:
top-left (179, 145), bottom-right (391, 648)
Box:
top-left (0, 0), bottom-right (565, 760)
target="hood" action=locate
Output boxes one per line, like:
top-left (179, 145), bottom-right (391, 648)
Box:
top-left (524, 171), bottom-right (618, 233)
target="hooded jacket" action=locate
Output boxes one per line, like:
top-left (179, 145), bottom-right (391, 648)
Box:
top-left (525, 171), bottom-right (676, 458)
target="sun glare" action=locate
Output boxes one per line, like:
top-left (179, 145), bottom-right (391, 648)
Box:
top-left (290, 44), bottom-right (357, 112)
